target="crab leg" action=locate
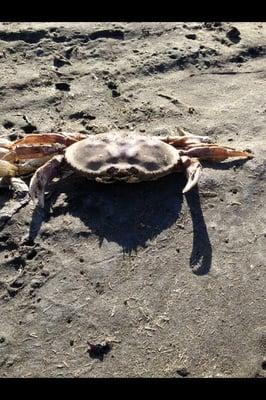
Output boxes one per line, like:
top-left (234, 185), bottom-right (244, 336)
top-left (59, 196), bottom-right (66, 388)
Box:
top-left (29, 155), bottom-right (65, 208)
top-left (180, 144), bottom-right (252, 162)
top-left (180, 156), bottom-right (202, 194)
top-left (7, 133), bottom-right (87, 148)
top-left (159, 128), bottom-right (253, 161)
top-left (0, 156), bottom-right (55, 177)
top-left (158, 134), bottom-right (212, 148)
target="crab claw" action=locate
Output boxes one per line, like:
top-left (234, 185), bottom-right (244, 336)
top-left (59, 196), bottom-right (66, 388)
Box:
top-left (181, 157), bottom-right (202, 194)
top-left (0, 160), bottom-right (18, 177)
top-left (182, 144), bottom-right (253, 162)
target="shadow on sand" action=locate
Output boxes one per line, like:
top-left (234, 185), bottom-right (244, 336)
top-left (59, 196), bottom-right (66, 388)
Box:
top-left (28, 172), bottom-right (213, 275)
top-left (24, 158), bottom-right (251, 275)
top-left (185, 189), bottom-right (212, 275)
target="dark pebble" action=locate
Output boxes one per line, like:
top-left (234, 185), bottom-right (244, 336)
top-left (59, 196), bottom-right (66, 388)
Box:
top-left (35, 48), bottom-right (44, 56)
top-left (3, 120), bottom-right (14, 129)
top-left (55, 82), bottom-right (70, 91)
top-left (186, 34), bottom-right (197, 40)
top-left (26, 249), bottom-right (37, 260)
top-left (107, 81), bottom-right (117, 90)
top-left (226, 27), bottom-right (241, 43)
top-left (231, 55), bottom-right (244, 63)
top-left (69, 111), bottom-right (95, 120)
top-left (54, 57), bottom-right (69, 68)
top-left (112, 89), bottom-right (121, 98)
top-left (176, 367), bottom-right (190, 377)
top-left (87, 341), bottom-right (112, 361)
top-left (7, 286), bottom-right (18, 297)
top-left (168, 54), bottom-right (178, 59)
top-left (21, 124), bottom-right (37, 134)
top-left (8, 133), bottom-right (20, 141)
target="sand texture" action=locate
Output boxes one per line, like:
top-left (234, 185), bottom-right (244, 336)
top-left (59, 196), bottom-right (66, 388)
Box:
top-left (0, 22), bottom-right (265, 377)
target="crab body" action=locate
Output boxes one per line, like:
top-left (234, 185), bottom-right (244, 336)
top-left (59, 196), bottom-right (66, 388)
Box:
top-left (65, 132), bottom-right (181, 183)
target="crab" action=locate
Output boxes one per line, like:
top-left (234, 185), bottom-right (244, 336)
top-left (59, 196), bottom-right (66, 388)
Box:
top-left (0, 128), bottom-right (252, 210)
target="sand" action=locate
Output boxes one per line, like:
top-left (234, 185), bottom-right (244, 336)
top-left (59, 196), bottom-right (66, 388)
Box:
top-left (0, 22), bottom-right (265, 377)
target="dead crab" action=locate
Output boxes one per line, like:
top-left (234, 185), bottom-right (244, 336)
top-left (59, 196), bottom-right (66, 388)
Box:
top-left (0, 128), bottom-right (252, 209)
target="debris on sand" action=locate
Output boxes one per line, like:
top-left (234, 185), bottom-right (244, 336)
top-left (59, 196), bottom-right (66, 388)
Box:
top-left (87, 341), bottom-right (112, 361)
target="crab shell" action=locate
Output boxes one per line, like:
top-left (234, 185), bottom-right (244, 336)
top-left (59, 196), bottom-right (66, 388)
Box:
top-left (64, 131), bottom-right (180, 183)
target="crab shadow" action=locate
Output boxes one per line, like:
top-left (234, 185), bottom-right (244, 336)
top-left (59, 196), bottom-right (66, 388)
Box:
top-left (204, 158), bottom-right (249, 170)
top-left (28, 171), bottom-right (214, 275)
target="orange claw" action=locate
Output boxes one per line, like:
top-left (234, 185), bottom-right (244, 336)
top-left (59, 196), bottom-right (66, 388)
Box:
top-left (2, 133), bottom-right (88, 162)
top-left (181, 144), bottom-right (253, 162)
top-left (3, 143), bottom-right (66, 161)
top-left (8, 132), bottom-right (87, 149)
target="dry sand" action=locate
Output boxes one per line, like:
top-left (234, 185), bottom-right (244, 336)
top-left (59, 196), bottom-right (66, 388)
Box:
top-left (0, 22), bottom-right (265, 377)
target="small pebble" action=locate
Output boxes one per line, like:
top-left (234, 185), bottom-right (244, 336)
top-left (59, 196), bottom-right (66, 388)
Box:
top-left (226, 27), bottom-right (241, 42)
top-left (30, 279), bottom-right (42, 289)
top-left (185, 34), bottom-right (197, 40)
top-left (41, 269), bottom-right (50, 277)
top-left (3, 120), bottom-right (14, 129)
top-left (55, 82), bottom-right (70, 91)
top-left (107, 81), bottom-right (117, 90)
top-left (8, 133), bottom-right (20, 141)
top-left (35, 48), bottom-right (44, 56)
top-left (176, 367), bottom-right (190, 377)
top-left (26, 249), bottom-right (37, 260)
top-left (112, 89), bottom-right (121, 98)
top-left (87, 341), bottom-right (112, 361)
top-left (7, 286), bottom-right (18, 297)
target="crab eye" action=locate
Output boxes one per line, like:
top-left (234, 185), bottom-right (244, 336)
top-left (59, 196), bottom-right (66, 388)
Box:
top-left (129, 167), bottom-right (138, 174)
top-left (107, 166), bottom-right (117, 174)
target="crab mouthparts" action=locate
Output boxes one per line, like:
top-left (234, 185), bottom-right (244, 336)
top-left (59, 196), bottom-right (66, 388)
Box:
top-left (107, 166), bottom-right (139, 177)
